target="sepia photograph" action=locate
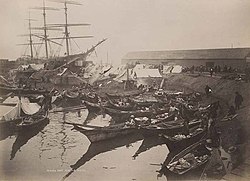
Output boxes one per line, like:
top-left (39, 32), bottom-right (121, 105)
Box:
top-left (0, 0), bottom-right (250, 180)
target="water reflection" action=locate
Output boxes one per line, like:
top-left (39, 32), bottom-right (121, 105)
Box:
top-left (10, 119), bottom-right (50, 160)
top-left (83, 111), bottom-right (101, 125)
top-left (1, 105), bottom-right (247, 181)
top-left (57, 122), bottom-right (68, 166)
top-left (133, 136), bottom-right (165, 159)
top-left (62, 133), bottom-right (143, 180)
top-left (38, 129), bottom-right (47, 160)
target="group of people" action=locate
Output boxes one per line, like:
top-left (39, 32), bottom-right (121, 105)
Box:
top-left (184, 65), bottom-right (239, 75)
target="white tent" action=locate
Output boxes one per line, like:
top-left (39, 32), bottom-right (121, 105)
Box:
top-left (134, 69), bottom-right (162, 78)
top-left (163, 65), bottom-right (182, 74)
top-left (114, 69), bottom-right (135, 82)
top-left (163, 65), bottom-right (172, 74)
top-left (172, 65), bottom-right (182, 73)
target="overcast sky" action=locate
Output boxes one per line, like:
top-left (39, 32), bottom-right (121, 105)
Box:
top-left (1, 0), bottom-right (250, 64)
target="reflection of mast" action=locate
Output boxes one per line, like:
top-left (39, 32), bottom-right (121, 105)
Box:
top-left (49, 0), bottom-right (93, 56)
top-left (58, 123), bottom-right (68, 166)
top-left (38, 130), bottom-right (47, 159)
top-left (62, 133), bottom-right (143, 180)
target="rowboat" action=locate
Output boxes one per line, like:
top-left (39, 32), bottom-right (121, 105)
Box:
top-left (1, 95), bottom-right (49, 137)
top-left (107, 99), bottom-right (135, 111)
top-left (50, 105), bottom-right (86, 113)
top-left (0, 86), bottom-right (49, 96)
top-left (140, 119), bottom-right (202, 137)
top-left (129, 96), bottom-right (166, 107)
top-left (69, 122), bottom-right (138, 142)
top-left (162, 126), bottom-right (207, 152)
top-left (81, 92), bottom-right (99, 103)
top-left (0, 102), bottom-right (23, 137)
top-left (16, 111), bottom-right (49, 131)
top-left (164, 139), bottom-right (211, 175)
top-left (103, 106), bottom-right (168, 118)
top-left (105, 89), bottom-right (145, 99)
top-left (84, 101), bottom-right (102, 112)
top-left (64, 90), bottom-right (80, 99)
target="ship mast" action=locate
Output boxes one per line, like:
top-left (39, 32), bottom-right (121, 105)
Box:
top-left (31, 0), bottom-right (61, 59)
top-left (17, 14), bottom-right (44, 59)
top-left (28, 13), bottom-right (34, 59)
top-left (48, 0), bottom-right (93, 56)
top-left (64, 1), bottom-right (70, 56)
top-left (42, 0), bottom-right (49, 59)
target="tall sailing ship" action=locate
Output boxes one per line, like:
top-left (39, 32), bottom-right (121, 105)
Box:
top-left (14, 0), bottom-right (106, 85)
top-left (18, 0), bottom-right (106, 71)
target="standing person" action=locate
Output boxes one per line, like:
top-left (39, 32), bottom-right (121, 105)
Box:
top-left (228, 106), bottom-right (236, 116)
top-left (235, 92), bottom-right (243, 110)
top-left (210, 68), bottom-right (214, 77)
top-left (205, 85), bottom-right (212, 97)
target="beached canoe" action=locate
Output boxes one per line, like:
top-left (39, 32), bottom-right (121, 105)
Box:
top-left (71, 123), bottom-right (138, 143)
top-left (84, 101), bottom-right (103, 112)
top-left (162, 126), bottom-right (207, 152)
top-left (164, 139), bottom-right (211, 175)
top-left (16, 111), bottom-right (49, 131)
top-left (140, 119), bottom-right (202, 137)
top-left (0, 86), bottom-right (49, 96)
top-left (105, 90), bottom-right (145, 99)
top-left (50, 105), bottom-right (86, 113)
top-left (103, 106), bottom-right (168, 118)
top-left (107, 99), bottom-right (135, 111)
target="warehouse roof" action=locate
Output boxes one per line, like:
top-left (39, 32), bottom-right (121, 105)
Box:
top-left (123, 48), bottom-right (250, 60)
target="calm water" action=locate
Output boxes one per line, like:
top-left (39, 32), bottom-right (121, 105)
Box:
top-left (0, 109), bottom-right (169, 181)
top-left (0, 106), bottom-right (242, 181)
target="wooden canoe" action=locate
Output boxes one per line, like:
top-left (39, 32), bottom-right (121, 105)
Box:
top-left (0, 86), bottom-right (49, 96)
top-left (103, 106), bottom-right (168, 118)
top-left (84, 101), bottom-right (102, 112)
top-left (140, 119), bottom-right (202, 137)
top-left (16, 111), bottom-right (49, 131)
top-left (105, 89), bottom-right (145, 99)
top-left (72, 123), bottom-right (138, 142)
top-left (162, 127), bottom-right (208, 152)
top-left (164, 139), bottom-right (211, 175)
top-left (107, 99), bottom-right (135, 111)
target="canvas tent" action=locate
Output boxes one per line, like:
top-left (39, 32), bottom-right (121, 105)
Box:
top-left (134, 68), bottom-right (162, 78)
top-left (163, 65), bottom-right (182, 74)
